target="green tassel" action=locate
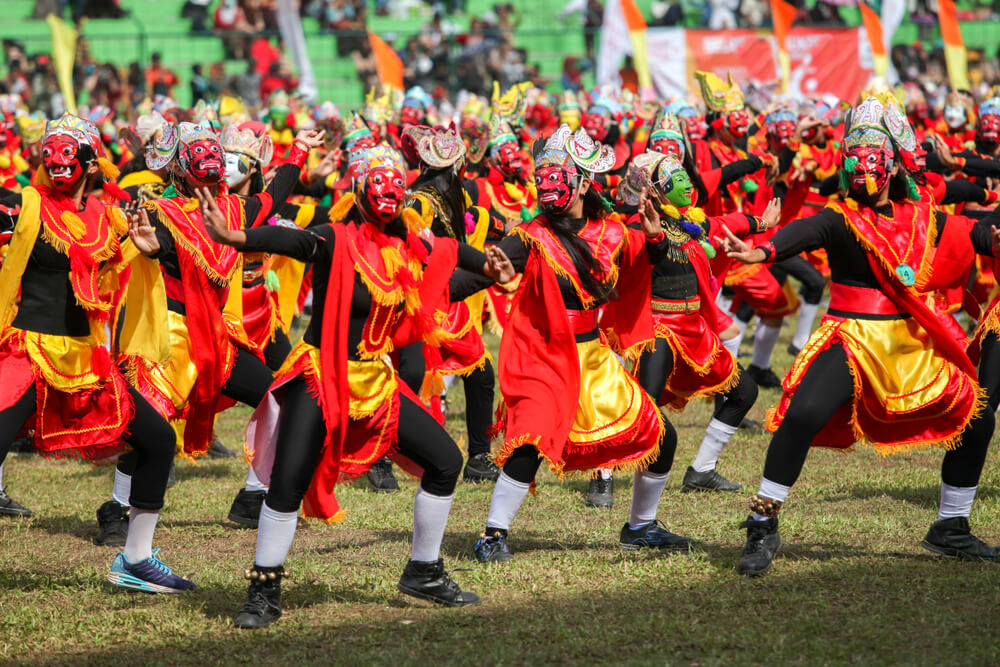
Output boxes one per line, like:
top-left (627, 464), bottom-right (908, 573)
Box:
top-left (600, 194), bottom-right (613, 212)
top-left (520, 206), bottom-right (533, 222)
top-left (838, 169), bottom-right (848, 192)
top-left (699, 239), bottom-right (716, 259)
top-left (843, 156), bottom-right (859, 173)
top-left (320, 193), bottom-right (332, 207)
top-left (14, 172), bottom-right (29, 187)
top-left (264, 269), bottom-right (281, 293)
top-left (906, 175), bottom-right (919, 201)
top-left (742, 178), bottom-right (758, 194)
top-left (162, 183), bottom-right (180, 199)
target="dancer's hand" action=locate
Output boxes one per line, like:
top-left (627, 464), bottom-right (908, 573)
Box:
top-left (761, 198), bottom-right (782, 229)
top-left (127, 207), bottom-right (160, 256)
top-left (637, 188), bottom-right (662, 239)
top-left (715, 224), bottom-right (766, 264)
top-left (933, 135), bottom-right (960, 171)
top-left (484, 245), bottom-right (515, 283)
top-left (793, 116), bottom-right (823, 142)
top-left (195, 186), bottom-right (246, 248)
top-left (294, 128), bottom-right (326, 150)
top-left (991, 225), bottom-right (1000, 258)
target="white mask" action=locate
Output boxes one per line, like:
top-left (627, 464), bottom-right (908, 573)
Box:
top-left (224, 151), bottom-right (252, 189)
top-left (943, 105), bottom-right (967, 130)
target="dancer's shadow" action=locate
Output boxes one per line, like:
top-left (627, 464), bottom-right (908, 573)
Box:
top-left (823, 483), bottom-right (1000, 510)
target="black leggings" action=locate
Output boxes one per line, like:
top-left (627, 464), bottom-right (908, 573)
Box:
top-left (635, 337), bottom-right (757, 474)
top-left (774, 256), bottom-right (826, 305)
top-left (977, 332), bottom-right (1000, 412)
top-left (762, 342), bottom-right (994, 489)
top-left (0, 384), bottom-right (175, 510)
top-left (397, 342), bottom-right (425, 394)
top-left (463, 360), bottom-right (495, 457)
top-left (118, 343), bottom-right (275, 476)
top-left (263, 374), bottom-right (464, 512)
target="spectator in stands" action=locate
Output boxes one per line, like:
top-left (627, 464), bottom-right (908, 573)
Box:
top-left (233, 57), bottom-right (263, 107)
top-left (708, 0), bottom-right (738, 29)
top-left (86, 62), bottom-right (123, 109)
top-left (561, 55), bottom-right (590, 91)
top-left (4, 60), bottom-right (29, 103)
top-left (191, 63), bottom-right (210, 103)
top-left (145, 52), bottom-right (179, 98)
top-left (216, 0), bottom-right (254, 59)
top-left (182, 0), bottom-right (214, 34)
top-left (127, 61), bottom-right (145, 107)
top-left (208, 62), bottom-right (228, 99)
top-left (650, 0), bottom-right (684, 26)
top-left (259, 60), bottom-right (296, 101)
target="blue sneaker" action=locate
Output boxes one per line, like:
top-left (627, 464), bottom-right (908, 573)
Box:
top-left (108, 549), bottom-right (197, 593)
top-left (473, 528), bottom-right (514, 563)
top-left (619, 520), bottom-right (695, 552)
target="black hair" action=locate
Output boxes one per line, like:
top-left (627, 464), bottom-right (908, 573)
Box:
top-left (247, 164), bottom-right (265, 195)
top-left (547, 182), bottom-right (617, 302)
top-left (409, 166), bottom-right (467, 242)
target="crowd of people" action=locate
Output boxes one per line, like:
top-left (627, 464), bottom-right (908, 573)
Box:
top-left (2, 53), bottom-right (1000, 631)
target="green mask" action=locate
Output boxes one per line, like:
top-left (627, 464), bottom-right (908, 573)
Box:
top-left (662, 167), bottom-right (693, 207)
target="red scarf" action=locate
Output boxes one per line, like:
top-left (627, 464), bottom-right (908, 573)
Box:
top-left (146, 194), bottom-right (243, 453)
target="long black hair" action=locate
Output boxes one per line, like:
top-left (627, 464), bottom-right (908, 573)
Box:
top-left (410, 165), bottom-right (467, 242)
top-left (547, 182), bottom-right (617, 302)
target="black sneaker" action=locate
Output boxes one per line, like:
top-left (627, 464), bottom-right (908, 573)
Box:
top-left (787, 343), bottom-right (801, 356)
top-left (587, 475), bottom-right (614, 508)
top-left (682, 466), bottom-right (742, 492)
top-left (0, 487), bottom-right (32, 517)
top-left (464, 452), bottom-right (500, 483)
top-left (208, 437), bottom-right (238, 459)
top-left (397, 558), bottom-right (481, 606)
top-left (738, 417), bottom-right (764, 432)
top-left (747, 364), bottom-right (782, 389)
top-left (165, 462), bottom-right (177, 490)
top-left (234, 565), bottom-right (284, 629)
top-left (473, 528), bottom-right (514, 563)
top-left (738, 515), bottom-right (781, 576)
top-left (619, 520), bottom-right (695, 552)
top-left (228, 488), bottom-right (266, 528)
top-left (367, 457), bottom-right (400, 492)
top-left (95, 500), bottom-right (129, 546)
top-left (11, 434), bottom-right (34, 454)
top-left (922, 517), bottom-right (1000, 561)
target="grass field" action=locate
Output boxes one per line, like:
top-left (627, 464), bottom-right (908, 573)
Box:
top-left (2, 331), bottom-right (1000, 665)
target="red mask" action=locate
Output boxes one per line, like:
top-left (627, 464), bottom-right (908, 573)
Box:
top-left (846, 145), bottom-right (893, 196)
top-left (360, 166), bottom-right (406, 222)
top-left (181, 138), bottom-right (223, 184)
top-left (528, 106), bottom-right (550, 129)
top-left (535, 164), bottom-right (579, 214)
top-left (493, 140), bottom-right (522, 176)
top-left (978, 114), bottom-right (1000, 144)
top-left (650, 137), bottom-right (684, 161)
top-left (400, 106), bottom-right (423, 128)
top-left (681, 115), bottom-right (705, 140)
top-left (42, 134), bottom-right (85, 191)
top-left (583, 113), bottom-right (609, 142)
top-left (726, 109), bottom-right (750, 138)
top-left (768, 121), bottom-right (796, 150)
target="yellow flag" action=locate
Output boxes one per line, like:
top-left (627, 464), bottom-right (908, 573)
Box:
top-left (46, 14), bottom-right (77, 114)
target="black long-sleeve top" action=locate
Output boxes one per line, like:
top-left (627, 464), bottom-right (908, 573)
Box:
top-left (449, 217), bottom-right (670, 308)
top-left (241, 222), bottom-right (486, 357)
top-left (764, 204), bottom-right (997, 295)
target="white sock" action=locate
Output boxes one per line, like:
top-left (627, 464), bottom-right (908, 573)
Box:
top-left (411, 488), bottom-right (454, 562)
top-left (691, 418), bottom-right (737, 473)
top-left (0, 462), bottom-right (4, 488)
top-left (628, 471), bottom-right (669, 528)
top-left (938, 483), bottom-right (977, 520)
top-left (255, 502), bottom-right (299, 567)
top-left (123, 508), bottom-right (158, 562)
top-left (752, 476), bottom-right (792, 520)
top-left (751, 323), bottom-right (782, 369)
top-left (791, 303), bottom-right (819, 350)
top-left (722, 335), bottom-right (741, 359)
top-left (245, 466), bottom-right (268, 493)
top-left (716, 291), bottom-right (733, 314)
top-left (113, 469), bottom-right (132, 507)
top-left (598, 468), bottom-right (613, 480)
top-left (485, 471), bottom-right (530, 531)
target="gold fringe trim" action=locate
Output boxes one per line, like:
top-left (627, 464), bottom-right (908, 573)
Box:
top-left (146, 201), bottom-right (241, 285)
top-left (107, 207), bottom-right (129, 236)
top-left (329, 192), bottom-right (356, 222)
top-left (97, 157), bottom-right (120, 180)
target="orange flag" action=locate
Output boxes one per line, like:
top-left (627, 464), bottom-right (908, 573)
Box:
top-left (858, 1), bottom-right (888, 78)
top-left (368, 32), bottom-right (404, 91)
top-left (938, 0), bottom-right (970, 89)
top-left (769, 0), bottom-right (796, 93)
